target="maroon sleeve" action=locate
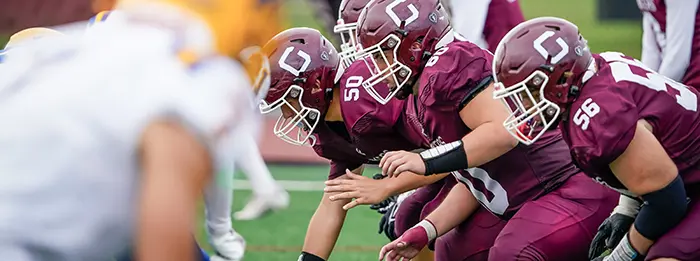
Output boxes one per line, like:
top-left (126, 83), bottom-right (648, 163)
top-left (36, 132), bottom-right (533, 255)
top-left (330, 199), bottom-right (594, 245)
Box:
top-left (311, 127), bottom-right (366, 180)
top-left (568, 81), bottom-right (639, 170)
top-left (419, 41), bottom-right (494, 111)
top-left (340, 61), bottom-right (401, 136)
top-left (328, 160), bottom-right (363, 180)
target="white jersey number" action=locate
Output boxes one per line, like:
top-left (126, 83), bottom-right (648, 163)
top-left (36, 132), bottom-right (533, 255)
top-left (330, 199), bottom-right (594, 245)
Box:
top-left (426, 47), bottom-right (449, 68)
top-left (343, 76), bottom-right (363, 102)
top-left (600, 52), bottom-right (697, 111)
top-left (573, 98), bottom-right (600, 130)
top-left (451, 168), bottom-right (509, 215)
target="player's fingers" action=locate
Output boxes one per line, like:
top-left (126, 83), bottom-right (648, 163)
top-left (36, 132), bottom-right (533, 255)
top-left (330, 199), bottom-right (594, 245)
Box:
top-left (391, 157), bottom-right (410, 177)
top-left (329, 191), bottom-right (353, 201)
top-left (379, 151), bottom-right (394, 169)
top-left (393, 163), bottom-right (412, 177)
top-left (386, 157), bottom-right (405, 178)
top-left (379, 242), bottom-right (396, 260)
top-left (386, 250), bottom-right (400, 261)
top-left (324, 179), bottom-right (342, 186)
top-left (325, 184), bottom-right (350, 193)
top-left (346, 170), bottom-right (362, 179)
top-left (343, 199), bottom-right (361, 210)
top-left (381, 153), bottom-right (399, 173)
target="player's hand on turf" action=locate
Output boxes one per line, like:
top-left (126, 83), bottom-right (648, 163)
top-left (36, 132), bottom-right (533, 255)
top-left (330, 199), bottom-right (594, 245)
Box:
top-left (325, 169), bottom-right (392, 210)
top-left (588, 213), bottom-right (635, 259)
top-left (378, 226), bottom-right (429, 261)
top-left (379, 150), bottom-right (426, 177)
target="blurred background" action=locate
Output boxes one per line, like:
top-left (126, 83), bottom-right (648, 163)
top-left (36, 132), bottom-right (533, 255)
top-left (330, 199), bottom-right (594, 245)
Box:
top-left (0, 0), bottom-right (642, 260)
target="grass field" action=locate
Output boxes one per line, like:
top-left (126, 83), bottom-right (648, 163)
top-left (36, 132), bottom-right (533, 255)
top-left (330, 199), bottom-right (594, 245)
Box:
top-left (207, 1), bottom-right (642, 260)
top-left (0, 0), bottom-right (642, 260)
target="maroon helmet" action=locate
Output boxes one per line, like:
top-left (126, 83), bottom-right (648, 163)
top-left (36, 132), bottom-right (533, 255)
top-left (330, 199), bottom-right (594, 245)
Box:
top-left (355, 0), bottom-right (451, 105)
top-left (334, 0), bottom-right (374, 68)
top-left (260, 27), bottom-right (340, 146)
top-left (491, 17), bottom-right (595, 145)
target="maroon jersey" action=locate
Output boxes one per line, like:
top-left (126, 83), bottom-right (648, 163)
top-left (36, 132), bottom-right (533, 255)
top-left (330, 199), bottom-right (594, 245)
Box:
top-left (560, 52), bottom-right (700, 194)
top-left (484, 0), bottom-right (525, 53)
top-left (314, 60), bottom-right (423, 179)
top-left (403, 39), bottom-right (579, 218)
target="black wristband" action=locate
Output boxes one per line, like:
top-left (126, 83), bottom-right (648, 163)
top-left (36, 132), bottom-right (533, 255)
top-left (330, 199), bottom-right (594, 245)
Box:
top-left (419, 140), bottom-right (469, 175)
top-left (299, 252), bottom-right (325, 261)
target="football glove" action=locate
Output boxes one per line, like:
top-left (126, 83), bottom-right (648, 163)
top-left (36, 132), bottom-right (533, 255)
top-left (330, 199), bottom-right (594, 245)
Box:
top-left (378, 199), bottom-right (399, 241)
top-left (590, 234), bottom-right (644, 261)
top-left (377, 189), bottom-right (417, 241)
top-left (369, 173), bottom-right (397, 214)
top-left (589, 196), bottom-right (640, 259)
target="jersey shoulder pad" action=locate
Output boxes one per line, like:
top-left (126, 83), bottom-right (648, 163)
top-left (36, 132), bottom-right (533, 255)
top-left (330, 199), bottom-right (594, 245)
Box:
top-left (340, 60), bottom-right (402, 135)
top-left (418, 40), bottom-right (494, 110)
top-left (564, 69), bottom-right (638, 169)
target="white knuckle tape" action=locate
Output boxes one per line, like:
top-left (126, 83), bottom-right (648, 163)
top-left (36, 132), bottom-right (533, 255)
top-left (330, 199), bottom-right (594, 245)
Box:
top-left (415, 220), bottom-right (437, 241)
top-left (612, 195), bottom-right (641, 217)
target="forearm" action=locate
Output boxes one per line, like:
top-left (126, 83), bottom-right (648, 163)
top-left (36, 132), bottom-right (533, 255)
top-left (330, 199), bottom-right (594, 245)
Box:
top-left (461, 122), bottom-right (517, 168)
top-left (302, 192), bottom-right (350, 259)
top-left (385, 172), bottom-right (448, 196)
top-left (423, 184), bottom-right (479, 236)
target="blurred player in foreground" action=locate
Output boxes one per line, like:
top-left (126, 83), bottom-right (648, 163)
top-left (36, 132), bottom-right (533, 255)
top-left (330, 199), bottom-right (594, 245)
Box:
top-left (0, 27), bottom-right (65, 66)
top-left (0, 0), bottom-right (279, 260)
top-left (493, 17), bottom-right (700, 261)
top-left (637, 0), bottom-right (700, 90)
top-left (446, 0), bottom-right (525, 53)
top-left (88, 0), bottom-right (290, 225)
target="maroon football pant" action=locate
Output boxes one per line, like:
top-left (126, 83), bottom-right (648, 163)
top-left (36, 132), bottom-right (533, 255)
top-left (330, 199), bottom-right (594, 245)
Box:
top-left (434, 207), bottom-right (507, 261)
top-left (645, 183), bottom-right (700, 261)
top-left (488, 173), bottom-right (617, 261)
top-left (394, 176), bottom-right (457, 236)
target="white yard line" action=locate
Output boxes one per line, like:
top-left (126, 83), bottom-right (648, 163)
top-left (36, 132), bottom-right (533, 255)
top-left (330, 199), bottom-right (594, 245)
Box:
top-left (232, 179), bottom-right (325, 191)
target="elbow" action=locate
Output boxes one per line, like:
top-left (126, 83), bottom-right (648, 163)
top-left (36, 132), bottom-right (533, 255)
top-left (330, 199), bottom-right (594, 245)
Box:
top-left (628, 163), bottom-right (679, 196)
top-left (498, 124), bottom-right (519, 150)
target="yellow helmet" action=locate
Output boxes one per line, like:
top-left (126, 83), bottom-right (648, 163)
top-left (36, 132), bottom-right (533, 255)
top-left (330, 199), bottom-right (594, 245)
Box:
top-left (5, 27), bottom-right (64, 49)
top-left (239, 46), bottom-right (271, 103)
top-left (116, 0), bottom-right (283, 58)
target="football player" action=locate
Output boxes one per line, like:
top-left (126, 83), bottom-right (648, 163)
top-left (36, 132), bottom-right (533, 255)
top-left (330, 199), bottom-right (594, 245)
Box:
top-left (260, 26), bottom-right (468, 261)
top-left (637, 0), bottom-right (700, 90)
top-left (445, 0), bottom-right (525, 53)
top-left (352, 0), bottom-right (617, 260)
top-left (326, 2), bottom-right (509, 261)
top-left (0, 0), bottom-right (278, 260)
top-left (492, 17), bottom-right (700, 261)
top-left (84, 8), bottom-right (287, 260)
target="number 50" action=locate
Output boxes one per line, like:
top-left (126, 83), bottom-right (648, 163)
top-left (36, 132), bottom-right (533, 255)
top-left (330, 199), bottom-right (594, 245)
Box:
top-left (343, 76), bottom-right (363, 102)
